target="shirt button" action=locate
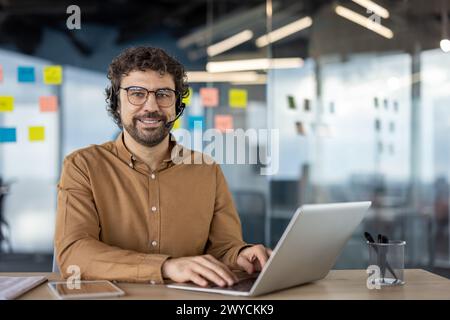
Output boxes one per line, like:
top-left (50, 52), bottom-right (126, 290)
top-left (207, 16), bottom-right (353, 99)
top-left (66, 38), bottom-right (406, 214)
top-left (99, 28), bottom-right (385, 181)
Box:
top-left (150, 280), bottom-right (156, 285)
top-left (151, 240), bottom-right (158, 247)
top-left (151, 173), bottom-right (156, 179)
top-left (151, 206), bottom-right (157, 212)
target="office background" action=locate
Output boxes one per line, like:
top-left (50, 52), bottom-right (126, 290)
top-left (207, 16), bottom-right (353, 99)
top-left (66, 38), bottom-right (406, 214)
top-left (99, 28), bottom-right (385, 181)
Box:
top-left (0, 0), bottom-right (449, 279)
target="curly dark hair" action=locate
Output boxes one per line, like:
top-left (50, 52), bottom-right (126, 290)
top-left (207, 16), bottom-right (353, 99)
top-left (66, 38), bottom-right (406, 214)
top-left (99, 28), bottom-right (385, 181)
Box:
top-left (105, 46), bottom-right (189, 128)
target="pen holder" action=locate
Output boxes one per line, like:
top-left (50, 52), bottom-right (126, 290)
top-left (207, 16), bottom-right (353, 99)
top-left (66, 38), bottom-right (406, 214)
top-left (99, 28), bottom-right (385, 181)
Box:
top-left (367, 240), bottom-right (405, 286)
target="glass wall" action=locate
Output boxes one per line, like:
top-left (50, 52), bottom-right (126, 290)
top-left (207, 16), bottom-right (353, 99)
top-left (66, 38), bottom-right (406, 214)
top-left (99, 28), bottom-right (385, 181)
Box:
top-left (0, 0), bottom-right (449, 274)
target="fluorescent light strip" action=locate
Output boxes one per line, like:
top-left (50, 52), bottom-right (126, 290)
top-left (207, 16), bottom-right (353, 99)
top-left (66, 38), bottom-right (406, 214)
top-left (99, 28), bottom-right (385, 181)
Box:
top-left (187, 71), bottom-right (266, 83)
top-left (231, 79), bottom-right (267, 85)
top-left (206, 58), bottom-right (303, 72)
top-left (335, 5), bottom-right (393, 39)
top-left (207, 30), bottom-right (254, 57)
top-left (256, 16), bottom-right (313, 47)
top-left (351, 0), bottom-right (389, 19)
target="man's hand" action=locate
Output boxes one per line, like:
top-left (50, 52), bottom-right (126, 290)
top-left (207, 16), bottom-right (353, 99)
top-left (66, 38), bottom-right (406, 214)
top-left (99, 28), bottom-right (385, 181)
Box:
top-left (162, 254), bottom-right (239, 287)
top-left (236, 244), bottom-right (273, 274)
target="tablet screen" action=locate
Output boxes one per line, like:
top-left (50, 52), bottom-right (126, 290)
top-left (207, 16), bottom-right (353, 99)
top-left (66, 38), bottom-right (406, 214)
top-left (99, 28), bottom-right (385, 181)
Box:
top-left (48, 280), bottom-right (125, 299)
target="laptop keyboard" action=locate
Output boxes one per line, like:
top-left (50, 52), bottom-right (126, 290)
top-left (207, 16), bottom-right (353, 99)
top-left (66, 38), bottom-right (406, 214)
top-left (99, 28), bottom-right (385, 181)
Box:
top-left (208, 274), bottom-right (258, 292)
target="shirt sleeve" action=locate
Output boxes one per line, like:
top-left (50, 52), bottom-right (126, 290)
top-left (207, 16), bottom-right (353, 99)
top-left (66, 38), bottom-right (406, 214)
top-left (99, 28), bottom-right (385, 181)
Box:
top-left (54, 154), bottom-right (170, 284)
top-left (205, 164), bottom-right (252, 268)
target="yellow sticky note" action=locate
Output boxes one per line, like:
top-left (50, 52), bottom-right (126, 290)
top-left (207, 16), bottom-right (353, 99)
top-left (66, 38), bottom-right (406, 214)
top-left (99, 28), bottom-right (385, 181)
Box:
top-left (172, 118), bottom-right (181, 129)
top-left (0, 96), bottom-right (14, 112)
top-left (43, 65), bottom-right (63, 85)
top-left (29, 126), bottom-right (45, 141)
top-left (182, 88), bottom-right (193, 106)
top-left (229, 89), bottom-right (247, 108)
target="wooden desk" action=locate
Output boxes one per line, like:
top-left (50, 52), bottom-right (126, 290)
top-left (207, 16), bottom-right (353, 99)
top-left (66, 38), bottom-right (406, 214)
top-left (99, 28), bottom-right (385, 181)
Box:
top-left (3, 269), bottom-right (450, 300)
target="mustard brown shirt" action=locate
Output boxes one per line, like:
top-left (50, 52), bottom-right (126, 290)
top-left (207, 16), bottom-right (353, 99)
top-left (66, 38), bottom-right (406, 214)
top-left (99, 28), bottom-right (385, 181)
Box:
top-left (55, 132), bottom-right (248, 284)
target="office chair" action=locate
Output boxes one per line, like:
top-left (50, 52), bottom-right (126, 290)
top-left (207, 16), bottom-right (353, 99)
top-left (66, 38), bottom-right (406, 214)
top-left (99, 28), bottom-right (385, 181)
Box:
top-left (232, 190), bottom-right (266, 245)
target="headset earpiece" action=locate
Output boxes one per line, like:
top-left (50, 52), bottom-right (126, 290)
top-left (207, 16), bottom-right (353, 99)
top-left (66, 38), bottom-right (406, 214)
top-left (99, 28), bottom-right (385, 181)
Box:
top-left (176, 102), bottom-right (186, 116)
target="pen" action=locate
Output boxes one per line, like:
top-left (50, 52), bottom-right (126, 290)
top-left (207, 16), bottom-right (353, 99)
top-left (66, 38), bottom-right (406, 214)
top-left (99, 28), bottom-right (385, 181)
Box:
top-left (379, 234), bottom-right (387, 282)
top-left (364, 232), bottom-right (399, 282)
top-left (377, 234), bottom-right (385, 283)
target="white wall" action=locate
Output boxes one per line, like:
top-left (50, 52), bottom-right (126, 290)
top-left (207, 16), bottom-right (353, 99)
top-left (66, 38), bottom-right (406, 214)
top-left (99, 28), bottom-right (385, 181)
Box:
top-left (0, 49), bottom-right (58, 252)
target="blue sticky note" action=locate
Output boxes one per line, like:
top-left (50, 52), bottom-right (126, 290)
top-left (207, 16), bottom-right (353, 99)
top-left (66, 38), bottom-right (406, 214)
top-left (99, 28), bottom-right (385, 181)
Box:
top-left (18, 66), bottom-right (35, 82)
top-left (0, 127), bottom-right (17, 143)
top-left (188, 116), bottom-right (205, 131)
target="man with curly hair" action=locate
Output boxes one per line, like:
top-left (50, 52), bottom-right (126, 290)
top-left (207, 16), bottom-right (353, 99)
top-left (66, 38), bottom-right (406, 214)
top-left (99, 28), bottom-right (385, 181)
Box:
top-left (54, 46), bottom-right (271, 288)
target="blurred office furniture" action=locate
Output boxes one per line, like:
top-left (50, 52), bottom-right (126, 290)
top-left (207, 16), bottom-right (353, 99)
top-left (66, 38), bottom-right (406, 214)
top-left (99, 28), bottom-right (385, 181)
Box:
top-left (232, 190), bottom-right (266, 245)
top-left (52, 248), bottom-right (59, 273)
top-left (393, 211), bottom-right (436, 268)
top-left (0, 253), bottom-right (52, 272)
top-left (269, 180), bottom-right (302, 248)
top-left (0, 176), bottom-right (12, 253)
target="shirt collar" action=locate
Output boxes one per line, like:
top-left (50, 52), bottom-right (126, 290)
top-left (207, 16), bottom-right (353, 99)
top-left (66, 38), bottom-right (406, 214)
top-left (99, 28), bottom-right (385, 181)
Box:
top-left (114, 131), bottom-right (192, 170)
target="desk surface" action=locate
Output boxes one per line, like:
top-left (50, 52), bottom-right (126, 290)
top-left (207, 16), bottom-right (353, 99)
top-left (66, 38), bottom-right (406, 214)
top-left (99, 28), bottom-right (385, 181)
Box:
top-left (3, 269), bottom-right (450, 300)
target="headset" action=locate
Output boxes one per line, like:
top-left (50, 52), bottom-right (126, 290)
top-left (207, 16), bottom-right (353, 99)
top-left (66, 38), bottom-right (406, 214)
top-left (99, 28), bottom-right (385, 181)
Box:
top-left (166, 97), bottom-right (186, 128)
top-left (108, 86), bottom-right (186, 129)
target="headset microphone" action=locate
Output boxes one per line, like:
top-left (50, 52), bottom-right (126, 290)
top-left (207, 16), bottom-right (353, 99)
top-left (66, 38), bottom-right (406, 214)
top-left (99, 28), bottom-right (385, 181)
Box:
top-left (164, 102), bottom-right (186, 128)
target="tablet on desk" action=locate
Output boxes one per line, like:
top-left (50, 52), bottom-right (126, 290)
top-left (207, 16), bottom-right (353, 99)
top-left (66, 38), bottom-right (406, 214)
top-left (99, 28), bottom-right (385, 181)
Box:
top-left (48, 280), bottom-right (125, 299)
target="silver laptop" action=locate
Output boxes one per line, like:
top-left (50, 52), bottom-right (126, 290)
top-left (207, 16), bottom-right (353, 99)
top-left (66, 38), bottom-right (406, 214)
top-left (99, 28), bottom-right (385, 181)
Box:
top-left (166, 201), bottom-right (371, 296)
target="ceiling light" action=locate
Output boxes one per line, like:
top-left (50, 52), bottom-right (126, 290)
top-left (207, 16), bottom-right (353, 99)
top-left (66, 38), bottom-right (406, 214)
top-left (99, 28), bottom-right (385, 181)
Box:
top-left (207, 30), bottom-right (254, 57)
top-left (187, 71), bottom-right (266, 83)
top-left (335, 5), bottom-right (393, 39)
top-left (206, 58), bottom-right (303, 72)
top-left (351, 0), bottom-right (389, 19)
top-left (255, 16), bottom-right (312, 47)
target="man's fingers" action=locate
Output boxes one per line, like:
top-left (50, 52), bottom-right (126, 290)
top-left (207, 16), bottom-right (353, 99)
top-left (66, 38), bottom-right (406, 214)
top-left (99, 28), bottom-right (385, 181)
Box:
top-left (202, 255), bottom-right (238, 283)
top-left (189, 272), bottom-right (208, 287)
top-left (197, 256), bottom-right (236, 285)
top-left (237, 255), bottom-right (254, 274)
top-left (192, 262), bottom-right (233, 287)
top-left (254, 249), bottom-right (269, 269)
top-left (266, 248), bottom-right (273, 256)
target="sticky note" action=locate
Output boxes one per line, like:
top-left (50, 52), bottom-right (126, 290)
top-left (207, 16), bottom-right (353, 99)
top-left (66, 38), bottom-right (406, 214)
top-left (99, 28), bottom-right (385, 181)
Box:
top-left (304, 98), bottom-right (311, 112)
top-left (39, 96), bottom-right (58, 112)
top-left (287, 95), bottom-right (296, 109)
top-left (229, 89), bottom-right (247, 108)
top-left (0, 128), bottom-right (16, 143)
top-left (29, 126), bottom-right (45, 141)
top-left (295, 121), bottom-right (306, 135)
top-left (172, 118), bottom-right (181, 130)
top-left (0, 65), bottom-right (3, 83)
top-left (0, 96), bottom-right (14, 112)
top-left (215, 115), bottom-right (233, 133)
top-left (43, 65), bottom-right (63, 85)
top-left (200, 88), bottom-right (219, 107)
top-left (18, 66), bottom-right (35, 82)
top-left (182, 88), bottom-right (193, 106)
top-left (188, 115), bottom-right (204, 131)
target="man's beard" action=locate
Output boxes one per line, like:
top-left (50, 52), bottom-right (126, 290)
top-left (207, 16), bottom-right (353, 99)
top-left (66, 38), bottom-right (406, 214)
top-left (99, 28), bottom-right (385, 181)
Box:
top-left (123, 111), bottom-right (172, 147)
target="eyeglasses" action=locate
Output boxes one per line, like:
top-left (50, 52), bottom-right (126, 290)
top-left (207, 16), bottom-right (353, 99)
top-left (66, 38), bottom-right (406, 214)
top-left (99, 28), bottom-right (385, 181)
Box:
top-left (119, 86), bottom-right (179, 108)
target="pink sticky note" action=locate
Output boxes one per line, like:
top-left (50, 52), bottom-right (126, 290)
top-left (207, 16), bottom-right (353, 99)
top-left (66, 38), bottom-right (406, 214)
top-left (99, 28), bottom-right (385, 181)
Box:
top-left (39, 96), bottom-right (58, 112)
top-left (215, 115), bottom-right (234, 133)
top-left (200, 87), bottom-right (219, 107)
